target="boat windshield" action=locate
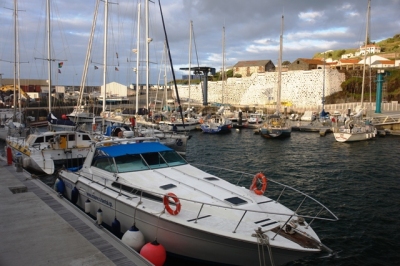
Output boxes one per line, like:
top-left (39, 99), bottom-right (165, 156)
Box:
top-left (93, 150), bottom-right (186, 173)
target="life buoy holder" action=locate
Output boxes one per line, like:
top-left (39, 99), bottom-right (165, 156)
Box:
top-left (250, 173), bottom-right (267, 195)
top-left (163, 192), bottom-right (181, 215)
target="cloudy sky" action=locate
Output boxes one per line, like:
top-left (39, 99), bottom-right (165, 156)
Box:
top-left (0, 0), bottom-right (399, 87)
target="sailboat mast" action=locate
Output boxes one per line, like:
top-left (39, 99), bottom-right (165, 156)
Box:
top-left (188, 21), bottom-right (192, 113)
top-left (360, 0), bottom-right (370, 108)
top-left (145, 0), bottom-right (149, 112)
top-left (135, 2), bottom-right (141, 114)
top-left (102, 0), bottom-right (108, 116)
top-left (222, 25), bottom-right (225, 105)
top-left (277, 15), bottom-right (283, 113)
top-left (47, 0), bottom-right (51, 113)
top-left (13, 0), bottom-right (17, 118)
top-left (77, 0), bottom-right (100, 112)
top-left (16, 0), bottom-right (21, 119)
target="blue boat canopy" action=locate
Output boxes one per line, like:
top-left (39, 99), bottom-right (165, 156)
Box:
top-left (97, 142), bottom-right (172, 157)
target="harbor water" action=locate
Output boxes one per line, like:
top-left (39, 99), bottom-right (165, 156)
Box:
top-left (2, 129), bottom-right (399, 266)
top-left (184, 129), bottom-right (400, 266)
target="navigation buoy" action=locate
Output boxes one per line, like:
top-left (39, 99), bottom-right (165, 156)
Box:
top-left (54, 178), bottom-right (65, 195)
top-left (140, 240), bottom-right (166, 266)
top-left (71, 187), bottom-right (79, 204)
top-left (111, 217), bottom-right (121, 237)
top-left (84, 199), bottom-right (91, 213)
top-left (121, 224), bottom-right (145, 252)
top-left (96, 208), bottom-right (103, 225)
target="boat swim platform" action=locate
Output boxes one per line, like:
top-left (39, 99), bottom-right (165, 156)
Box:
top-left (0, 159), bottom-right (152, 266)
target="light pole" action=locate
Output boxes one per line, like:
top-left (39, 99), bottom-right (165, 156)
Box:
top-left (321, 49), bottom-right (333, 116)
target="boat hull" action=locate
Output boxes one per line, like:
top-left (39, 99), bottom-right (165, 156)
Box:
top-left (259, 127), bottom-right (291, 139)
top-left (7, 142), bottom-right (88, 174)
top-left (333, 131), bottom-right (376, 142)
top-left (200, 124), bottom-right (232, 134)
top-left (158, 121), bottom-right (200, 132)
top-left (59, 176), bottom-right (319, 266)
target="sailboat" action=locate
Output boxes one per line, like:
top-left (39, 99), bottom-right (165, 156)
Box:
top-left (0, 0), bottom-right (27, 140)
top-left (332, 0), bottom-right (377, 142)
top-left (6, 0), bottom-right (93, 175)
top-left (200, 25), bottom-right (232, 134)
top-left (259, 15), bottom-right (291, 139)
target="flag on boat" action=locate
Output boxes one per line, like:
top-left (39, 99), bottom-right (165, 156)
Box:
top-left (115, 67), bottom-right (119, 71)
top-left (94, 65), bottom-right (98, 70)
top-left (58, 62), bottom-right (63, 68)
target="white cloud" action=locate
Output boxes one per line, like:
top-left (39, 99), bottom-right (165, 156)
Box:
top-left (298, 11), bottom-right (323, 23)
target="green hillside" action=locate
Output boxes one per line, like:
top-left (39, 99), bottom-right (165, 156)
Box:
top-left (313, 33), bottom-right (400, 60)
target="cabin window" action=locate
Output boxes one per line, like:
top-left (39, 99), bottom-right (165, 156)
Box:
top-left (159, 150), bottom-right (186, 167)
top-left (34, 137), bottom-right (44, 143)
top-left (45, 136), bottom-right (53, 142)
top-left (141, 152), bottom-right (168, 169)
top-left (82, 134), bottom-right (91, 141)
top-left (114, 154), bottom-right (149, 172)
top-left (69, 134), bottom-right (75, 141)
top-left (112, 182), bottom-right (163, 202)
top-left (92, 156), bottom-right (116, 172)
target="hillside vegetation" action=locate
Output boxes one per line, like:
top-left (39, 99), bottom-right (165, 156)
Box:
top-left (312, 34), bottom-right (400, 104)
top-left (326, 69), bottom-right (400, 104)
top-left (313, 33), bottom-right (400, 60)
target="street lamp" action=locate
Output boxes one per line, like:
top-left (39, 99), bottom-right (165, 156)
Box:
top-left (321, 49), bottom-right (333, 117)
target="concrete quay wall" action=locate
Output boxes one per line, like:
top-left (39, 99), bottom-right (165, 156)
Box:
top-left (175, 68), bottom-right (345, 111)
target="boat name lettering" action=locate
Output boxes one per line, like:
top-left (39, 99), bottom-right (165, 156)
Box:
top-left (86, 192), bottom-right (113, 208)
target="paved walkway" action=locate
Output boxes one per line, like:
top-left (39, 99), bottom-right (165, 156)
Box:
top-left (0, 160), bottom-right (152, 266)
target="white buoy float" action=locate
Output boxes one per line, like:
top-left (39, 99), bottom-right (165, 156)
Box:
top-left (96, 208), bottom-right (103, 225)
top-left (121, 224), bottom-right (145, 252)
top-left (84, 199), bottom-right (91, 213)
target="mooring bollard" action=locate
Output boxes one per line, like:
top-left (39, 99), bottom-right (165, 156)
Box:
top-left (16, 155), bottom-right (23, 172)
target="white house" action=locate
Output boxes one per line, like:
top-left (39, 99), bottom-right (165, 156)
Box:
top-left (356, 44), bottom-right (381, 56)
top-left (370, 60), bottom-right (395, 68)
top-left (358, 55), bottom-right (395, 68)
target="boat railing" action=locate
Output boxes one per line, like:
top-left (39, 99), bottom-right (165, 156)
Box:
top-left (72, 163), bottom-right (338, 234)
top-left (191, 163), bottom-right (338, 223)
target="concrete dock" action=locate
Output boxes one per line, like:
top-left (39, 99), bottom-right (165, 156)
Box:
top-left (0, 160), bottom-right (152, 266)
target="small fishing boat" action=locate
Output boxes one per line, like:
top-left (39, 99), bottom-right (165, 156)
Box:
top-left (200, 106), bottom-right (232, 134)
top-left (6, 130), bottom-right (92, 175)
top-left (247, 111), bottom-right (264, 128)
top-left (259, 114), bottom-right (291, 139)
top-left (332, 108), bottom-right (376, 142)
top-left (200, 114), bottom-right (232, 134)
top-left (57, 138), bottom-right (338, 265)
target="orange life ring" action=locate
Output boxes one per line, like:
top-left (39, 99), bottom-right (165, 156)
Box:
top-left (250, 173), bottom-right (267, 195)
top-left (163, 192), bottom-right (181, 215)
